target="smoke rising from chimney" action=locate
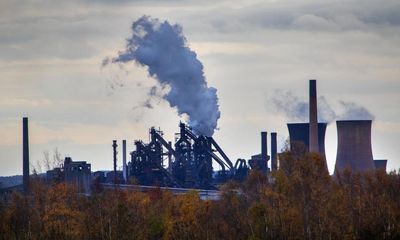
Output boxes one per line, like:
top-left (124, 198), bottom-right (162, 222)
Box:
top-left (271, 90), bottom-right (336, 122)
top-left (104, 16), bottom-right (220, 136)
top-left (270, 90), bottom-right (374, 122)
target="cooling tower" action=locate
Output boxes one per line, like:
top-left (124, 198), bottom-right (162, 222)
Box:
top-left (374, 159), bottom-right (387, 171)
top-left (335, 120), bottom-right (375, 173)
top-left (309, 80), bottom-right (319, 153)
top-left (287, 123), bottom-right (327, 159)
top-left (271, 132), bottom-right (277, 170)
top-left (22, 117), bottom-right (29, 193)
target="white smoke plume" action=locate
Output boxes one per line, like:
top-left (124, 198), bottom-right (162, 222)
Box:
top-left (270, 90), bottom-right (374, 123)
top-left (104, 16), bottom-right (220, 136)
top-left (271, 90), bottom-right (336, 123)
top-left (338, 101), bottom-right (375, 120)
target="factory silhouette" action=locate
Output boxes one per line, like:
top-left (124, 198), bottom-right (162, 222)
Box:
top-left (17, 80), bottom-right (387, 195)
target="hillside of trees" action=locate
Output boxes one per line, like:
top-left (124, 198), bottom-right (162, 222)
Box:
top-left (1, 150), bottom-right (399, 240)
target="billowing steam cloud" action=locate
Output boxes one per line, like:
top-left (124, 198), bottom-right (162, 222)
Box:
top-left (339, 101), bottom-right (375, 120)
top-left (270, 90), bottom-right (374, 122)
top-left (104, 16), bottom-right (220, 136)
top-left (271, 90), bottom-right (336, 122)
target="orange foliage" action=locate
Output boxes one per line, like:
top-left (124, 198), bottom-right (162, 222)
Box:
top-left (1, 152), bottom-right (400, 239)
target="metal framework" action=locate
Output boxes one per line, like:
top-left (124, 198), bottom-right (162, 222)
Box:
top-left (128, 123), bottom-right (249, 189)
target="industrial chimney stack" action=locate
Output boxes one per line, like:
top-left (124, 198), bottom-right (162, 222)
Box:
top-left (112, 140), bottom-right (118, 184)
top-left (261, 131), bottom-right (268, 165)
top-left (271, 132), bottom-right (277, 171)
top-left (22, 117), bottom-right (29, 193)
top-left (122, 140), bottom-right (127, 182)
top-left (309, 79), bottom-right (319, 153)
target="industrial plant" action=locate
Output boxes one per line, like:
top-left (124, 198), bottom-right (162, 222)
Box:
top-left (8, 80), bottom-right (388, 195)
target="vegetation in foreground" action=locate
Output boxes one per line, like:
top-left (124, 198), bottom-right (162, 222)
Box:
top-left (1, 150), bottom-right (399, 240)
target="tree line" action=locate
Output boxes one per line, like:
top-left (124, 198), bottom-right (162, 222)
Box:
top-left (0, 150), bottom-right (399, 240)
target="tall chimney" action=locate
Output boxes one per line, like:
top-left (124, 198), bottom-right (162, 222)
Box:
top-left (271, 132), bottom-right (277, 171)
top-left (309, 79), bottom-right (319, 153)
top-left (122, 140), bottom-right (127, 182)
top-left (22, 117), bottom-right (29, 193)
top-left (112, 140), bottom-right (118, 184)
top-left (261, 131), bottom-right (268, 163)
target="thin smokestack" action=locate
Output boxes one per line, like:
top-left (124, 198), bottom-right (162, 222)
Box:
top-left (122, 140), bottom-right (127, 182)
top-left (22, 117), bottom-right (29, 193)
top-left (309, 80), bottom-right (319, 153)
top-left (261, 131), bottom-right (268, 162)
top-left (271, 132), bottom-right (277, 171)
top-left (112, 140), bottom-right (118, 184)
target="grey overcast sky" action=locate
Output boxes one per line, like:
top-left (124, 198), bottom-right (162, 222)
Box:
top-left (1, 0), bottom-right (399, 176)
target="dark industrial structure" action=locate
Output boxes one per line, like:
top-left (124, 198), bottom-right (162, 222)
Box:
top-left (64, 157), bottom-right (92, 193)
top-left (127, 123), bottom-right (250, 189)
top-left (17, 79), bottom-right (388, 194)
top-left (122, 140), bottom-right (127, 182)
top-left (22, 117), bottom-right (29, 193)
top-left (374, 160), bottom-right (387, 171)
top-left (271, 132), bottom-right (278, 170)
top-left (335, 120), bottom-right (375, 173)
top-left (286, 80), bottom-right (328, 170)
top-left (47, 157), bottom-right (92, 193)
top-left (248, 132), bottom-right (270, 174)
top-left (112, 140), bottom-right (118, 184)
top-left (287, 123), bottom-right (327, 159)
top-left (309, 79), bottom-right (319, 153)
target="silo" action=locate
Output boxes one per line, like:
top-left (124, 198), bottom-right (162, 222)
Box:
top-left (335, 120), bottom-right (375, 173)
top-left (287, 123), bottom-right (327, 159)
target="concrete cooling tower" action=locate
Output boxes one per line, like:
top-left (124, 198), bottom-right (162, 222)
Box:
top-left (335, 120), bottom-right (375, 173)
top-left (287, 123), bottom-right (327, 159)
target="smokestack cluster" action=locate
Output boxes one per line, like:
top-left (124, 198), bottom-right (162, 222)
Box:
top-left (106, 16), bottom-right (220, 136)
top-left (23, 117), bottom-right (29, 193)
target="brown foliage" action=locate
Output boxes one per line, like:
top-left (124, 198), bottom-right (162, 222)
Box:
top-left (1, 152), bottom-right (399, 240)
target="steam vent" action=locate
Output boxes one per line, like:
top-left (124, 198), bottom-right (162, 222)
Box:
top-left (335, 120), bottom-right (375, 173)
